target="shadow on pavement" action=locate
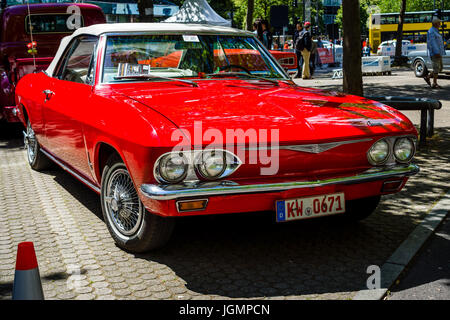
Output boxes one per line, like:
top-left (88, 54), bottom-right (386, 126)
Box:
top-left (0, 122), bottom-right (448, 299)
top-left (133, 127), bottom-right (450, 298)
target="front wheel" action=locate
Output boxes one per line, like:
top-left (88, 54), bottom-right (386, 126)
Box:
top-left (414, 60), bottom-right (427, 78)
top-left (25, 119), bottom-right (51, 171)
top-left (100, 158), bottom-right (175, 252)
top-left (342, 196), bottom-right (381, 221)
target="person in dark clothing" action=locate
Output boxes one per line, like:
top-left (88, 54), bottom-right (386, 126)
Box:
top-left (298, 21), bottom-right (312, 79)
top-left (261, 19), bottom-right (273, 49)
top-left (293, 23), bottom-right (304, 78)
top-left (253, 19), bottom-right (263, 43)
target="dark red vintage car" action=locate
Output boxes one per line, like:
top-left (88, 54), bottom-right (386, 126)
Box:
top-left (0, 2), bottom-right (105, 122)
top-left (16, 23), bottom-right (419, 252)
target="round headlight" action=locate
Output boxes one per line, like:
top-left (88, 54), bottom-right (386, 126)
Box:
top-left (368, 139), bottom-right (390, 165)
top-left (195, 150), bottom-right (226, 180)
top-left (157, 153), bottom-right (188, 183)
top-left (394, 137), bottom-right (415, 163)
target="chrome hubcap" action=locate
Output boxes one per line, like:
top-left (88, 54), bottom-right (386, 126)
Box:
top-left (104, 168), bottom-right (143, 237)
top-left (26, 122), bottom-right (37, 164)
top-left (416, 63), bottom-right (423, 73)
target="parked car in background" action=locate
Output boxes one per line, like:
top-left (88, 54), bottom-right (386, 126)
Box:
top-left (408, 49), bottom-right (450, 77)
top-left (16, 23), bottom-right (419, 252)
top-left (269, 50), bottom-right (297, 75)
top-left (376, 40), bottom-right (411, 55)
top-left (0, 2), bottom-right (105, 122)
top-left (320, 40), bottom-right (342, 66)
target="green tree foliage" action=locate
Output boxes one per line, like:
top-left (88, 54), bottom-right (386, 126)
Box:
top-left (232, 0), bottom-right (324, 30)
top-left (335, 0), bottom-right (449, 39)
top-left (232, 0), bottom-right (287, 29)
top-left (335, 1), bottom-right (370, 37)
top-left (375, 0), bottom-right (449, 12)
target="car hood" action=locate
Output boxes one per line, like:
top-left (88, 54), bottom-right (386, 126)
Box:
top-left (109, 79), bottom-right (416, 146)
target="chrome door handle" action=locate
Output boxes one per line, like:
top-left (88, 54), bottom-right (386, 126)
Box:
top-left (42, 89), bottom-right (54, 101)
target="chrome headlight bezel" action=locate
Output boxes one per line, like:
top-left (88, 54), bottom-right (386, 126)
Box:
top-left (154, 152), bottom-right (189, 184)
top-left (393, 137), bottom-right (416, 163)
top-left (194, 149), bottom-right (227, 180)
top-left (367, 138), bottom-right (390, 165)
top-left (154, 149), bottom-right (242, 184)
top-left (193, 149), bottom-right (242, 181)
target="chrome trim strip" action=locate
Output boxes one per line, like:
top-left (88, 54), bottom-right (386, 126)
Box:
top-left (140, 163), bottom-right (419, 200)
top-left (244, 138), bottom-right (372, 153)
top-left (40, 149), bottom-right (101, 193)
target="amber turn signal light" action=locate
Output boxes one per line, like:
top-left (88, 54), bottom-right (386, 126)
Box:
top-left (177, 199), bottom-right (208, 212)
top-left (381, 180), bottom-right (404, 193)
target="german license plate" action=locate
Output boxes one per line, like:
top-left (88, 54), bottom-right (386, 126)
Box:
top-left (276, 192), bottom-right (345, 222)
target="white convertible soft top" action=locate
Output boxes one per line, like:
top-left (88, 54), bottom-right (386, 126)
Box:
top-left (46, 22), bottom-right (252, 76)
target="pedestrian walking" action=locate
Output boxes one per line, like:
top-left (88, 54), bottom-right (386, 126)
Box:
top-left (424, 16), bottom-right (446, 89)
top-left (295, 21), bottom-right (313, 79)
top-left (261, 19), bottom-right (273, 50)
top-left (293, 23), bottom-right (304, 78)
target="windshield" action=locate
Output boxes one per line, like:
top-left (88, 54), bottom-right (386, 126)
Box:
top-left (102, 34), bottom-right (287, 83)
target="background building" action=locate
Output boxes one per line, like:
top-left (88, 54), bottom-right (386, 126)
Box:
top-left (84, 0), bottom-right (179, 22)
top-left (323, 0), bottom-right (341, 40)
top-left (1, 0), bottom-right (179, 22)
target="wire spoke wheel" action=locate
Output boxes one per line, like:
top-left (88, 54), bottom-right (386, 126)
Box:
top-left (26, 120), bottom-right (38, 164)
top-left (101, 158), bottom-right (175, 252)
top-left (104, 168), bottom-right (143, 237)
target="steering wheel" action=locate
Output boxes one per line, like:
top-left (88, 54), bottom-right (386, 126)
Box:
top-left (219, 64), bottom-right (251, 75)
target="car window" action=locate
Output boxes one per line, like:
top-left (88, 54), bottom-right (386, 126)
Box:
top-left (102, 34), bottom-right (285, 83)
top-left (25, 14), bottom-right (84, 34)
top-left (57, 36), bottom-right (98, 84)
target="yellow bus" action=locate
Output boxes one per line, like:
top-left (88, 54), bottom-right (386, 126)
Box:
top-left (369, 10), bottom-right (449, 53)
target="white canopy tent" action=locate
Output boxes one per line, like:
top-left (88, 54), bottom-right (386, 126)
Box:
top-left (164, 0), bottom-right (231, 27)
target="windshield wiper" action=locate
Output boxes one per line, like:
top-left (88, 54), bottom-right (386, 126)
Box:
top-left (205, 72), bottom-right (280, 86)
top-left (114, 74), bottom-right (198, 87)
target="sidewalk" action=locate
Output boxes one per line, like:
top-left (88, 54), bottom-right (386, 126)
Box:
top-left (295, 67), bottom-right (450, 300)
top-left (293, 68), bottom-right (450, 130)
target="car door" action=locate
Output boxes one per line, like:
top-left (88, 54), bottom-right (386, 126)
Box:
top-left (42, 35), bottom-right (98, 179)
top-left (443, 50), bottom-right (450, 72)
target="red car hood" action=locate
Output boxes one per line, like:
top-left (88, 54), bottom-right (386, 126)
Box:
top-left (109, 80), bottom-right (416, 146)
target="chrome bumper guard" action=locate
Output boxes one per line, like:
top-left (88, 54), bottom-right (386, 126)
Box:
top-left (140, 164), bottom-right (419, 200)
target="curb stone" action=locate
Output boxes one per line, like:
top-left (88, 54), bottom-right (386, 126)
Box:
top-left (353, 191), bottom-right (450, 300)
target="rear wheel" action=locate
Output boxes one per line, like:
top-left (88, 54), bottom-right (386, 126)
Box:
top-left (25, 119), bottom-right (51, 171)
top-left (414, 60), bottom-right (427, 78)
top-left (100, 157), bottom-right (175, 252)
top-left (342, 196), bottom-right (381, 221)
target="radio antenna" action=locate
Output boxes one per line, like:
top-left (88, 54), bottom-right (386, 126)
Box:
top-left (26, 0), bottom-right (37, 69)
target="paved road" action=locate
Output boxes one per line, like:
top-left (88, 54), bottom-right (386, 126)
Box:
top-left (387, 215), bottom-right (450, 300)
top-left (0, 69), bottom-right (449, 300)
top-left (299, 68), bottom-right (450, 300)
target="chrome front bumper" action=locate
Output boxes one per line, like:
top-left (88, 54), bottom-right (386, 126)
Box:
top-left (140, 164), bottom-right (419, 200)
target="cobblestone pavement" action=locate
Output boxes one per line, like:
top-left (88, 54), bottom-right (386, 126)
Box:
top-left (0, 98), bottom-right (449, 299)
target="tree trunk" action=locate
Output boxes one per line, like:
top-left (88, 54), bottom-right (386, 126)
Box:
top-left (342, 0), bottom-right (363, 96)
top-left (246, 0), bottom-right (255, 31)
top-left (138, 0), bottom-right (154, 22)
top-left (394, 0), bottom-right (407, 64)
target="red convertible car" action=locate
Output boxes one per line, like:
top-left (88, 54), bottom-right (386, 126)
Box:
top-left (16, 23), bottom-right (419, 252)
